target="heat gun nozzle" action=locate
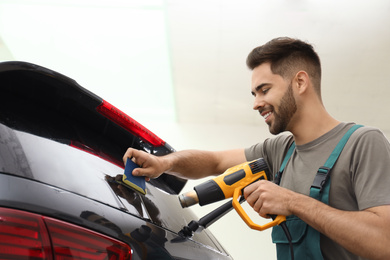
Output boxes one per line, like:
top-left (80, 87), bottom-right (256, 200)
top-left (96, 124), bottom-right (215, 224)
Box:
top-left (178, 190), bottom-right (199, 208)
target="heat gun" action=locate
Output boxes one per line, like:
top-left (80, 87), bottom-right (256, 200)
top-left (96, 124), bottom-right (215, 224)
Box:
top-left (178, 158), bottom-right (286, 231)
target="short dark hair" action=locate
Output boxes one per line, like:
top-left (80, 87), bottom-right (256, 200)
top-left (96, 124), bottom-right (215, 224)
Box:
top-left (246, 37), bottom-right (322, 96)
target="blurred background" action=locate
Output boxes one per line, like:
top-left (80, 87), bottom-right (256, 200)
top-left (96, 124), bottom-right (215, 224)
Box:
top-left (1, 0), bottom-right (389, 259)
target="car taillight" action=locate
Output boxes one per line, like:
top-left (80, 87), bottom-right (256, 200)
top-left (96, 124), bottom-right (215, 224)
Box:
top-left (0, 208), bottom-right (52, 259)
top-left (96, 100), bottom-right (165, 147)
top-left (0, 207), bottom-right (132, 260)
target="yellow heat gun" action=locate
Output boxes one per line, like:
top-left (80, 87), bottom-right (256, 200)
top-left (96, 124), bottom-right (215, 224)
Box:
top-left (178, 158), bottom-right (286, 231)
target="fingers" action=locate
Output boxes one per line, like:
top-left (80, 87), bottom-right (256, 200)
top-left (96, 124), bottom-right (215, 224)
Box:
top-left (243, 181), bottom-right (273, 218)
top-left (123, 148), bottom-right (140, 165)
top-left (244, 181), bottom-right (293, 218)
top-left (244, 181), bottom-right (262, 214)
top-left (132, 166), bottom-right (154, 180)
top-left (123, 149), bottom-right (147, 173)
top-left (243, 181), bottom-right (259, 200)
top-left (122, 148), bottom-right (163, 180)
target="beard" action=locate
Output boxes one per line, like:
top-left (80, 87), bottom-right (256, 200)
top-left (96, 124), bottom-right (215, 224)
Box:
top-left (268, 83), bottom-right (297, 135)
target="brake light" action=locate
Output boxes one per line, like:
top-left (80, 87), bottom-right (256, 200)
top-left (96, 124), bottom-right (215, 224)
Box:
top-left (0, 208), bottom-right (52, 260)
top-left (0, 208), bottom-right (132, 260)
top-left (97, 100), bottom-right (165, 147)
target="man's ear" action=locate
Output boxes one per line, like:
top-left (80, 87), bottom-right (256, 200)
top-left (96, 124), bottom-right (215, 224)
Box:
top-left (294, 70), bottom-right (310, 94)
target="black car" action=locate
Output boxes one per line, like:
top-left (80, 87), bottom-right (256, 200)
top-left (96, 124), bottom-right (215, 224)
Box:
top-left (0, 61), bottom-right (233, 259)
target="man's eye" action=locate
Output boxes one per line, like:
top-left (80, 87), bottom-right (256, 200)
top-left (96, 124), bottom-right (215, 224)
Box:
top-left (262, 88), bottom-right (269, 94)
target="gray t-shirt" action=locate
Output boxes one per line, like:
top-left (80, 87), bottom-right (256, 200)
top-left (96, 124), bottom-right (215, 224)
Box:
top-left (245, 122), bottom-right (390, 260)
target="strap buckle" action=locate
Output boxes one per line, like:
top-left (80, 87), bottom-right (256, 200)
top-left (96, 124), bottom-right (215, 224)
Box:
top-left (311, 166), bottom-right (331, 192)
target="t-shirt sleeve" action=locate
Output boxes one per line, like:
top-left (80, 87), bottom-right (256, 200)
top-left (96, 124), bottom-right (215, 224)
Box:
top-left (245, 134), bottom-right (294, 178)
top-left (350, 128), bottom-right (390, 210)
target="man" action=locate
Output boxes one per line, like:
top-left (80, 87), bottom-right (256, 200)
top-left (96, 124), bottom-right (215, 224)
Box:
top-left (123, 37), bottom-right (390, 259)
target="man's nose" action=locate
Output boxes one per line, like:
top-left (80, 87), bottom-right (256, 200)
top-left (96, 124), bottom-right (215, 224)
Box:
top-left (253, 96), bottom-right (265, 111)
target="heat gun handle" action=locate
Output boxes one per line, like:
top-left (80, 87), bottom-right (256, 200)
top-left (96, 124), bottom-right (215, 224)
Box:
top-left (232, 187), bottom-right (286, 231)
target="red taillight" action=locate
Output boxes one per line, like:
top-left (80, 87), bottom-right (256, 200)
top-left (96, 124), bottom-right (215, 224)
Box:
top-left (45, 218), bottom-right (131, 260)
top-left (0, 207), bottom-right (52, 260)
top-left (96, 100), bottom-right (165, 147)
top-left (0, 208), bottom-right (132, 260)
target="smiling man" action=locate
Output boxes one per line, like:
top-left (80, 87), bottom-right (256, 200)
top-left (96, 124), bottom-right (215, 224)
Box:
top-left (124, 37), bottom-right (390, 260)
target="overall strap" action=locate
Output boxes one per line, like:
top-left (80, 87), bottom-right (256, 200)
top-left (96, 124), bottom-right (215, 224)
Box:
top-left (273, 124), bottom-right (363, 260)
top-left (310, 124), bottom-right (363, 203)
top-left (274, 141), bottom-right (295, 185)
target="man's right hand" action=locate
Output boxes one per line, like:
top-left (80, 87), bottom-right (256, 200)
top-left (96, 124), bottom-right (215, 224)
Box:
top-left (123, 148), bottom-right (169, 181)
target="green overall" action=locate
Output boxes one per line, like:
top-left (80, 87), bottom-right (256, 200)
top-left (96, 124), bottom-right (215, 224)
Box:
top-left (271, 124), bottom-right (363, 260)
